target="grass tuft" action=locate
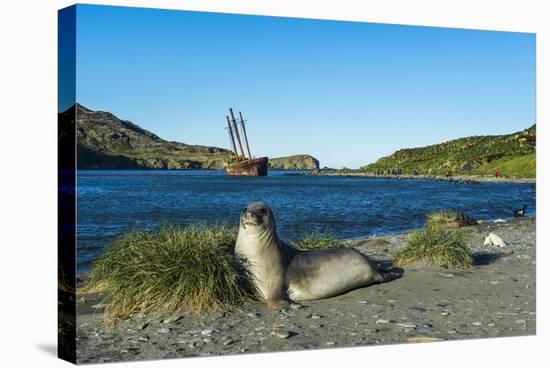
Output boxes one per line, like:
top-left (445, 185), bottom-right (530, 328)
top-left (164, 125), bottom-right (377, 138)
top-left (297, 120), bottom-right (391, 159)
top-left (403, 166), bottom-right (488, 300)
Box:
top-left (290, 231), bottom-right (346, 250)
top-left (426, 210), bottom-right (478, 230)
top-left (393, 225), bottom-right (472, 269)
top-left (86, 224), bottom-right (256, 322)
top-left (426, 210), bottom-right (463, 230)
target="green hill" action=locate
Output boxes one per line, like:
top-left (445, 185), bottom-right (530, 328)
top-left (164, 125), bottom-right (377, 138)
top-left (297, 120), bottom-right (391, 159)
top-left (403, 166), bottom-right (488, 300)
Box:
top-left (73, 104), bottom-right (319, 170)
top-left (361, 125), bottom-right (536, 178)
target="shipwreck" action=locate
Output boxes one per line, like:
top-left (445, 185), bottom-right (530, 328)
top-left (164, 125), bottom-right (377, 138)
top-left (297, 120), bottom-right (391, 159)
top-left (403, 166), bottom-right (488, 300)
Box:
top-left (224, 108), bottom-right (268, 176)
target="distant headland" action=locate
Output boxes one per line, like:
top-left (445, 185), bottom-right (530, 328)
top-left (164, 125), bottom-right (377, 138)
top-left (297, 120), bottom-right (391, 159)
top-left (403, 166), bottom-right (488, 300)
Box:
top-left (63, 104), bottom-right (320, 171)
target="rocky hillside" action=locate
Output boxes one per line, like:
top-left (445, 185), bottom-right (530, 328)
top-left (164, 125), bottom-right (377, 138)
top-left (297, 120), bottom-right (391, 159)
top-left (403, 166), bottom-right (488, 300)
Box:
top-left (269, 155), bottom-right (319, 170)
top-left (362, 125), bottom-right (536, 178)
top-left (74, 104), bottom-right (318, 170)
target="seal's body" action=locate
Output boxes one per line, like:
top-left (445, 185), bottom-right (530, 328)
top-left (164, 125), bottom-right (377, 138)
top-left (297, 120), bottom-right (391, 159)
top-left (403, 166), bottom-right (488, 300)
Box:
top-left (285, 247), bottom-right (387, 301)
top-left (235, 202), bottom-right (400, 308)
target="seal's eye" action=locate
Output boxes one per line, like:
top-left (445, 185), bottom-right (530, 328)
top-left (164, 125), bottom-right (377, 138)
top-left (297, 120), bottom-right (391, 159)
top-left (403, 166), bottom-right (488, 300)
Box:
top-left (241, 208), bottom-right (247, 214)
top-left (259, 208), bottom-right (267, 215)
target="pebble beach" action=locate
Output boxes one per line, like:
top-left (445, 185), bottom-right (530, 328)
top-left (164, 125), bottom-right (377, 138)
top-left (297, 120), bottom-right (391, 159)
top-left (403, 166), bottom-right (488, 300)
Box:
top-left (75, 217), bottom-right (536, 364)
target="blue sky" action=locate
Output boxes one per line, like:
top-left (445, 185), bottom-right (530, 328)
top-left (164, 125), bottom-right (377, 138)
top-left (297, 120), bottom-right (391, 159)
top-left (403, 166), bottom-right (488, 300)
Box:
top-left (70, 4), bottom-right (535, 169)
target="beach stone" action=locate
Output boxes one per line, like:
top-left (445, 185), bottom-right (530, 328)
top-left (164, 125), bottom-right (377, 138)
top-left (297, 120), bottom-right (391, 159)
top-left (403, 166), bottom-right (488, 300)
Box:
top-left (271, 329), bottom-right (291, 339)
top-left (163, 316), bottom-right (182, 324)
top-left (137, 336), bottom-right (149, 342)
top-left (290, 303), bottom-right (304, 310)
top-left (156, 327), bottom-right (171, 334)
top-left (472, 322), bottom-right (482, 326)
top-left (409, 306), bottom-right (427, 312)
top-left (398, 323), bottom-right (417, 329)
top-left (326, 341), bottom-right (336, 346)
top-left (358, 300), bottom-right (369, 304)
top-left (222, 336), bottom-right (235, 346)
top-left (137, 322), bottom-right (149, 330)
top-left (376, 319), bottom-right (390, 324)
top-left (201, 329), bottom-right (213, 336)
top-left (310, 314), bottom-right (322, 319)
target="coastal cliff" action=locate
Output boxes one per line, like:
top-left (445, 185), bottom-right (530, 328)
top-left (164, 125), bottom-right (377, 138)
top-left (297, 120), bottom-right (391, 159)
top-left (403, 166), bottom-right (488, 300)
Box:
top-left (72, 104), bottom-right (319, 170)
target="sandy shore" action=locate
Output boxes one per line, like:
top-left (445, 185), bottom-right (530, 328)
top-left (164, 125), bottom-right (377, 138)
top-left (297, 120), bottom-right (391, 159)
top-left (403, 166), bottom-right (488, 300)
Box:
top-left (307, 171), bottom-right (536, 184)
top-left (75, 217), bottom-right (536, 364)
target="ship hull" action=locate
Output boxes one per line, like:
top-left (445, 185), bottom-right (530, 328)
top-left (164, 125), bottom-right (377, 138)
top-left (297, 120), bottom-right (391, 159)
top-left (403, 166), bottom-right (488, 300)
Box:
top-left (225, 157), bottom-right (268, 176)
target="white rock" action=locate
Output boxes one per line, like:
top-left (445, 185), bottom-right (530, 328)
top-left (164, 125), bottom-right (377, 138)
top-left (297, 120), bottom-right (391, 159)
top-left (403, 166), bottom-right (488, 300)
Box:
top-left (271, 329), bottom-right (290, 339)
top-left (397, 323), bottom-right (417, 329)
top-left (484, 233), bottom-right (507, 248)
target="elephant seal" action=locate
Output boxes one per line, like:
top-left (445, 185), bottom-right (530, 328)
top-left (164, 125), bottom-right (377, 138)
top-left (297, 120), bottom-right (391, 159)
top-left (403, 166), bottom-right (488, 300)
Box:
top-left (235, 202), bottom-right (401, 309)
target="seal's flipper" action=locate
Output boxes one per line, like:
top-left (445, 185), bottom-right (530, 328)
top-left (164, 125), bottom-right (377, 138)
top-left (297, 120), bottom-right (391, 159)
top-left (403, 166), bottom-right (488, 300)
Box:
top-left (380, 269), bottom-right (403, 283)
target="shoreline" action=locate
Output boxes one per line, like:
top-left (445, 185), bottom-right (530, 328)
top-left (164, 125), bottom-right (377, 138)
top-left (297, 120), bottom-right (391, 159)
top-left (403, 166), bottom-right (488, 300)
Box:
top-left (75, 217), bottom-right (536, 363)
top-left (75, 215), bottom-right (535, 280)
top-left (306, 171), bottom-right (536, 184)
top-left (73, 168), bottom-right (536, 184)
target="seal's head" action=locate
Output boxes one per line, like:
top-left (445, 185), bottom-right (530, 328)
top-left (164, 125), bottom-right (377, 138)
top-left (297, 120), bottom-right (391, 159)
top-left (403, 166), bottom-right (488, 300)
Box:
top-left (239, 202), bottom-right (276, 236)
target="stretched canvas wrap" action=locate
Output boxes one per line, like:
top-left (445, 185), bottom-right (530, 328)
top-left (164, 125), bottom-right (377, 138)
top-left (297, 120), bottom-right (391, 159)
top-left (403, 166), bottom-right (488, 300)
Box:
top-left (58, 4), bottom-right (536, 364)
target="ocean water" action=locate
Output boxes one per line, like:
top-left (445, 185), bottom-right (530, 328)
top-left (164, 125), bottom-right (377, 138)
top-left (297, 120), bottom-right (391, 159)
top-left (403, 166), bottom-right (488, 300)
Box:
top-left (76, 170), bottom-right (536, 273)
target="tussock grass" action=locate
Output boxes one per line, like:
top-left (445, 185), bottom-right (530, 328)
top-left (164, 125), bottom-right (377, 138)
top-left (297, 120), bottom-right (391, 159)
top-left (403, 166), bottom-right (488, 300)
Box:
top-left (426, 210), bottom-right (463, 230)
top-left (290, 231), bottom-right (346, 249)
top-left (394, 225), bottom-right (472, 269)
top-left (426, 210), bottom-right (478, 230)
top-left (86, 224), bottom-right (256, 322)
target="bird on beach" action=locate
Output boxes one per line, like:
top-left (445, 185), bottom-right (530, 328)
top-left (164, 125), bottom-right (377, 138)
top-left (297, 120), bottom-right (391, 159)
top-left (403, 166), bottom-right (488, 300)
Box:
top-left (513, 205), bottom-right (527, 217)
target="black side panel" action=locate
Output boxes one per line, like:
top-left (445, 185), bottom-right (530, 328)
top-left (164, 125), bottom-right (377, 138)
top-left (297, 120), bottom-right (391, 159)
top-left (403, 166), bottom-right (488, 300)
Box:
top-left (58, 5), bottom-right (77, 364)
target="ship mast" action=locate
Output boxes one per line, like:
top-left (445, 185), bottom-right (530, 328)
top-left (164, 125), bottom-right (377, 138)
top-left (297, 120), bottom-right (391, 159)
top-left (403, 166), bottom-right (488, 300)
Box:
top-left (226, 115), bottom-right (239, 161)
top-left (230, 108), bottom-right (247, 160)
top-left (239, 111), bottom-right (253, 160)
